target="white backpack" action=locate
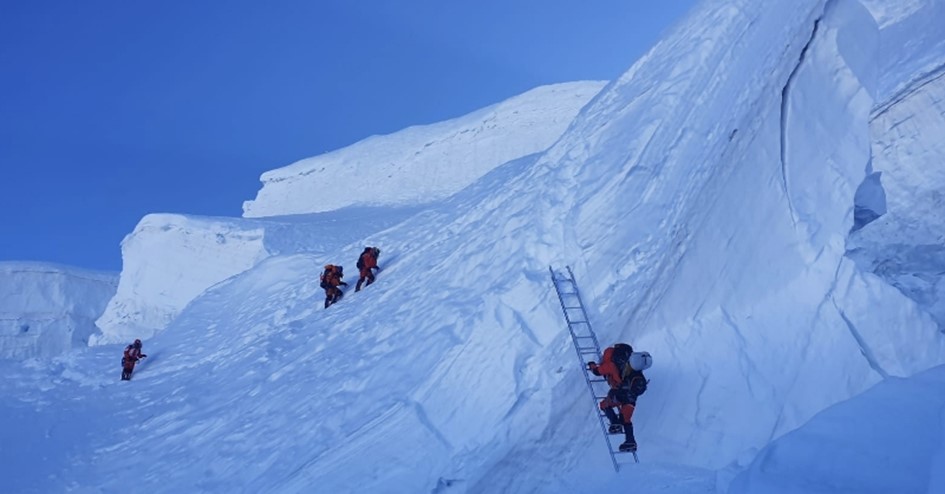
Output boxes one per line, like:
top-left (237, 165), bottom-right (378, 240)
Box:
top-left (629, 351), bottom-right (653, 371)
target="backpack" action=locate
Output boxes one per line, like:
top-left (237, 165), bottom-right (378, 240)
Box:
top-left (625, 369), bottom-right (648, 396)
top-left (357, 247), bottom-right (379, 270)
top-left (320, 265), bottom-right (333, 289)
top-left (622, 351), bottom-right (652, 396)
top-left (321, 265), bottom-right (344, 288)
top-left (611, 343), bottom-right (633, 369)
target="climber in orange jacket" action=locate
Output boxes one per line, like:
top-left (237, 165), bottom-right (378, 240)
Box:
top-left (588, 343), bottom-right (651, 453)
top-left (320, 264), bottom-right (348, 308)
top-left (355, 247), bottom-right (381, 292)
top-left (121, 338), bottom-right (147, 381)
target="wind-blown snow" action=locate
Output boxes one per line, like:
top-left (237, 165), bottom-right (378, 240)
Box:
top-left (3, 0), bottom-right (945, 492)
top-left (0, 262), bottom-right (116, 359)
top-left (242, 81), bottom-right (606, 218)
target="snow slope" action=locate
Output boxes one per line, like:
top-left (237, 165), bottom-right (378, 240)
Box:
top-left (242, 81), bottom-right (606, 217)
top-left (93, 208), bottom-right (419, 344)
top-left (0, 262), bottom-right (116, 359)
top-left (3, 0), bottom-right (945, 493)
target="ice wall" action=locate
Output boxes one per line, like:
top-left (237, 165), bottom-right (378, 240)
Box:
top-left (93, 215), bottom-right (270, 344)
top-left (846, 0), bottom-right (945, 331)
top-left (0, 262), bottom-right (116, 359)
top-left (626, 0), bottom-right (942, 468)
top-left (848, 74), bottom-right (945, 330)
top-left (241, 82), bottom-right (605, 218)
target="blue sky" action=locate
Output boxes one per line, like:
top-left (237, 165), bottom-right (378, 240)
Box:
top-left (0, 0), bottom-right (696, 271)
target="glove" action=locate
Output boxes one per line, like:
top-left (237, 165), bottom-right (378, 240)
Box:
top-left (141, 354), bottom-right (147, 358)
top-left (340, 282), bottom-right (349, 286)
top-left (587, 361), bottom-right (597, 369)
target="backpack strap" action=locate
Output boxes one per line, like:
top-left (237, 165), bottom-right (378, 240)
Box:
top-left (622, 370), bottom-right (645, 395)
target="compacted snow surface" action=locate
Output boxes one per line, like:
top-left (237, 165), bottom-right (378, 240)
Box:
top-left (2, 0), bottom-right (945, 493)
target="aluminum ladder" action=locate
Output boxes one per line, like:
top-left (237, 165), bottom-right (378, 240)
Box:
top-left (550, 266), bottom-right (636, 471)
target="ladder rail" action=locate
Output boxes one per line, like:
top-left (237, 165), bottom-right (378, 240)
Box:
top-left (549, 265), bottom-right (621, 472)
top-left (564, 266), bottom-right (605, 352)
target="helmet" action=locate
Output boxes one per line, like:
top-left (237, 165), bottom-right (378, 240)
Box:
top-left (629, 351), bottom-right (652, 371)
top-left (324, 264), bottom-right (333, 270)
top-left (134, 339), bottom-right (142, 347)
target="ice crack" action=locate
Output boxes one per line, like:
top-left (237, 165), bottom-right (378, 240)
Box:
top-left (780, 15), bottom-right (824, 228)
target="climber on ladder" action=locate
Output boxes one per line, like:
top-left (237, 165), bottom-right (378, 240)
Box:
top-left (588, 343), bottom-right (652, 453)
top-left (549, 266), bottom-right (653, 468)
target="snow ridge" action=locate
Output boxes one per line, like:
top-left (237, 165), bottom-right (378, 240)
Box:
top-left (242, 82), bottom-right (606, 218)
